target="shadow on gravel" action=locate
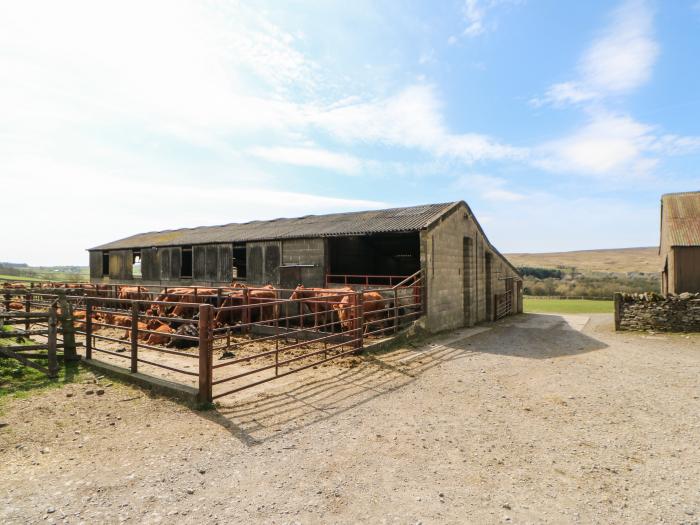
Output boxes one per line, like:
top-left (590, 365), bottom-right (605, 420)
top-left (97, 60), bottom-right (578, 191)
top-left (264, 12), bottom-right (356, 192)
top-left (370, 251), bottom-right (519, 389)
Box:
top-left (453, 313), bottom-right (609, 359)
top-left (197, 338), bottom-right (477, 445)
top-left (197, 313), bottom-right (608, 444)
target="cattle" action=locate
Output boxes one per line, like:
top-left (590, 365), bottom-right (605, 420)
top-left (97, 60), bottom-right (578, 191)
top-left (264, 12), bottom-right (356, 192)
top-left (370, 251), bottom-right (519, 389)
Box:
top-left (334, 291), bottom-right (387, 335)
top-left (146, 322), bottom-right (175, 345)
top-left (2, 282), bottom-right (27, 290)
top-left (169, 288), bottom-right (219, 318)
top-left (104, 313), bottom-right (133, 334)
top-left (149, 288), bottom-right (217, 317)
top-left (214, 285), bottom-right (278, 327)
top-left (121, 321), bottom-right (144, 340)
top-left (166, 323), bottom-right (199, 349)
top-left (289, 286), bottom-right (352, 329)
top-left (117, 286), bottom-right (150, 301)
top-left (121, 318), bottom-right (165, 341)
top-left (73, 312), bottom-right (104, 332)
top-left (8, 301), bottom-right (25, 311)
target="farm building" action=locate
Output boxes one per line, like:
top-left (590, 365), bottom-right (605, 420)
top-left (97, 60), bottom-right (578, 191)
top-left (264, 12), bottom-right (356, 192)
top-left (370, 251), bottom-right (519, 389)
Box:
top-left (88, 201), bottom-right (522, 331)
top-left (660, 191), bottom-right (700, 294)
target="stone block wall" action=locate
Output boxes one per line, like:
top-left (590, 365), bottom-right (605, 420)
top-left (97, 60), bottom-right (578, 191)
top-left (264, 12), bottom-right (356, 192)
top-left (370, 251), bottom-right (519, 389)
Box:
top-left (421, 203), bottom-right (521, 333)
top-left (614, 292), bottom-right (700, 332)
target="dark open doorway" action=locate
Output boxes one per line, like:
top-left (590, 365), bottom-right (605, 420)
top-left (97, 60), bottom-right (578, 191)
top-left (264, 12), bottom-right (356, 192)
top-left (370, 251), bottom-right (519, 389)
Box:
top-left (328, 233), bottom-right (420, 285)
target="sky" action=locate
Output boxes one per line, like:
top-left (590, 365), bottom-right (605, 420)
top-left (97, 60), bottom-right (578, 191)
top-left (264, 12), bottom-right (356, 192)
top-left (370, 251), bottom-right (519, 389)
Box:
top-left (2, 0), bottom-right (700, 266)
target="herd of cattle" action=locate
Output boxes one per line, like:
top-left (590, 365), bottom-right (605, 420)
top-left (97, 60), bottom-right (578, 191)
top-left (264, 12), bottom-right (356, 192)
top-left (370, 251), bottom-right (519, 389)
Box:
top-left (1, 281), bottom-right (392, 349)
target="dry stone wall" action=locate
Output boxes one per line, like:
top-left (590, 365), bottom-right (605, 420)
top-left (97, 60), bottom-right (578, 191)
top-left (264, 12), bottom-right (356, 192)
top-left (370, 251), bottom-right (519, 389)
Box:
top-left (614, 292), bottom-right (700, 332)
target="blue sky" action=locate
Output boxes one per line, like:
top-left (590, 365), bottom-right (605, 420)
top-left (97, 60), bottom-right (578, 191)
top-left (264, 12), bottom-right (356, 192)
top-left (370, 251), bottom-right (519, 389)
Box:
top-left (2, 0), bottom-right (699, 265)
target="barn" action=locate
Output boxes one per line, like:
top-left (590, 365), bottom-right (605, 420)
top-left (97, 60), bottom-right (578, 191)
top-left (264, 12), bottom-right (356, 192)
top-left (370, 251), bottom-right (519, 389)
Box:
top-left (88, 201), bottom-right (522, 332)
top-left (660, 191), bottom-right (700, 294)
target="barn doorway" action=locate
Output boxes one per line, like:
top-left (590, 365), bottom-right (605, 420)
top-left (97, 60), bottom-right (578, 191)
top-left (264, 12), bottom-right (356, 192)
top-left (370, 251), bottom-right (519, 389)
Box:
top-left (485, 252), bottom-right (493, 321)
top-left (327, 233), bottom-right (420, 285)
top-left (463, 237), bottom-right (473, 326)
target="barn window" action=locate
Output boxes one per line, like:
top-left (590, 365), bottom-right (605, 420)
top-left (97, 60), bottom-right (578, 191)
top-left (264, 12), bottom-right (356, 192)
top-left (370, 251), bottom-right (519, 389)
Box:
top-left (132, 250), bottom-right (142, 278)
top-left (181, 246), bottom-right (193, 278)
top-left (232, 244), bottom-right (247, 279)
top-left (102, 252), bottom-right (110, 276)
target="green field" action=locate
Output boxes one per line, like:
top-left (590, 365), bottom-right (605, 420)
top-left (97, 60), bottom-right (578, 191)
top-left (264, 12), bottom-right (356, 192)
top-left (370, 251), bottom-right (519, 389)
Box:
top-left (524, 298), bottom-right (613, 314)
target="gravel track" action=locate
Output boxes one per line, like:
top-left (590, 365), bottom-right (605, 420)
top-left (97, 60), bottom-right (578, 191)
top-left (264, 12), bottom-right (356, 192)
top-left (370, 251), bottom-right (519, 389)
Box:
top-left (1, 313), bottom-right (699, 524)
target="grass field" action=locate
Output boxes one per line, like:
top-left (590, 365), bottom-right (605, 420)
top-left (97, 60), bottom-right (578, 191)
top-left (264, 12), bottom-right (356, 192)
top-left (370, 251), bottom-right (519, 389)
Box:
top-left (524, 298), bottom-right (614, 314)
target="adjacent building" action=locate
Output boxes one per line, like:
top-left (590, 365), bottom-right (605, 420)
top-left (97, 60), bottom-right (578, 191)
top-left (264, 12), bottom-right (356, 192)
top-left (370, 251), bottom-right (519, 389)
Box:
top-left (89, 201), bottom-right (522, 331)
top-left (660, 191), bottom-right (700, 294)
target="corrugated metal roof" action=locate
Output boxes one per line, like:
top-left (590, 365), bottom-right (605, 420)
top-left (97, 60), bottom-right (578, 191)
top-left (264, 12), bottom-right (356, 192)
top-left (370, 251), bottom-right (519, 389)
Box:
top-left (662, 191), bottom-right (700, 247)
top-left (90, 202), bottom-right (459, 250)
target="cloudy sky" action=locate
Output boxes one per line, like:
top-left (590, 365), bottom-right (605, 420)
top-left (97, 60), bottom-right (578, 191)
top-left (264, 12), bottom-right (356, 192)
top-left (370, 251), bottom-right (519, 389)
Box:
top-left (2, 0), bottom-right (699, 265)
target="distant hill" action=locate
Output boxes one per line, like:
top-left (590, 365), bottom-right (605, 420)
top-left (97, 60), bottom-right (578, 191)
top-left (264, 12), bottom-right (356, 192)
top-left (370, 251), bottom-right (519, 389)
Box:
top-left (505, 247), bottom-right (660, 274)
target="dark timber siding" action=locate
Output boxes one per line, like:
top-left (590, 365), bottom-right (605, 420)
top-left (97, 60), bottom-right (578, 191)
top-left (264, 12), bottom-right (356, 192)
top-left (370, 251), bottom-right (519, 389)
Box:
top-left (246, 241), bottom-right (282, 285)
top-left (674, 247), bottom-right (700, 293)
top-left (218, 245), bottom-right (233, 282)
top-left (141, 248), bottom-right (159, 281)
top-left (89, 251), bottom-right (102, 279)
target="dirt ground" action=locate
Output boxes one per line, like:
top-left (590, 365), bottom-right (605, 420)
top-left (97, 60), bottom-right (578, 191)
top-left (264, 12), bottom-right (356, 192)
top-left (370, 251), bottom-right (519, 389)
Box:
top-left (1, 313), bottom-right (699, 524)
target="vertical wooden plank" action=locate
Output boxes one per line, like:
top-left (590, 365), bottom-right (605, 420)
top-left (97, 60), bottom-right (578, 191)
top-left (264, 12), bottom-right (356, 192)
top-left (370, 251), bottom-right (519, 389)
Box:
top-left (131, 301), bottom-right (138, 373)
top-left (85, 298), bottom-right (93, 360)
top-left (47, 305), bottom-right (58, 378)
top-left (198, 304), bottom-right (213, 404)
top-left (24, 292), bottom-right (31, 332)
top-left (56, 291), bottom-right (78, 361)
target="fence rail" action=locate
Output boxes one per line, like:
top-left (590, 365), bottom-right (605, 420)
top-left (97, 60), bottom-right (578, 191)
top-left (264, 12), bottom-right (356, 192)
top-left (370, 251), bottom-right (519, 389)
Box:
top-left (0, 304), bottom-right (60, 378)
top-left (2, 270), bottom-right (425, 403)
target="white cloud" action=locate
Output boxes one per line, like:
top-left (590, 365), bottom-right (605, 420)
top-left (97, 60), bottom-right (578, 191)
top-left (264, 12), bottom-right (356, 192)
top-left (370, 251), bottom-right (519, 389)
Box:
top-left (4, 158), bottom-right (385, 266)
top-left (312, 85), bottom-right (527, 163)
top-left (462, 0), bottom-right (487, 37)
top-left (453, 0), bottom-right (520, 40)
top-left (536, 0), bottom-right (659, 107)
top-left (248, 146), bottom-right (363, 174)
top-left (530, 81), bottom-right (597, 107)
top-left (454, 174), bottom-right (527, 202)
top-left (536, 113), bottom-right (700, 177)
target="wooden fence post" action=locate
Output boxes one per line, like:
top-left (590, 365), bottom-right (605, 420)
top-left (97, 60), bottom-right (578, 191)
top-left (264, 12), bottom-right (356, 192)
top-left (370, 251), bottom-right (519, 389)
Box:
top-left (85, 298), bottom-right (93, 360)
top-left (56, 290), bottom-right (78, 361)
top-left (47, 304), bottom-right (58, 378)
top-left (24, 291), bottom-right (31, 332)
top-left (3, 292), bottom-right (9, 313)
top-left (198, 304), bottom-right (213, 404)
top-left (130, 301), bottom-right (138, 373)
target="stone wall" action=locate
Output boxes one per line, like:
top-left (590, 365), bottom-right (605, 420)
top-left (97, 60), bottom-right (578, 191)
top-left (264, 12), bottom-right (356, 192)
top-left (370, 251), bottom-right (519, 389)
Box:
top-left (421, 203), bottom-right (521, 333)
top-left (614, 292), bottom-right (700, 332)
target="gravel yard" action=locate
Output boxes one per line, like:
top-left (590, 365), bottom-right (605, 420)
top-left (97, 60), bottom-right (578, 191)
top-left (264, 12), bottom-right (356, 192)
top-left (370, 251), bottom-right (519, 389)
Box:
top-left (1, 313), bottom-right (699, 524)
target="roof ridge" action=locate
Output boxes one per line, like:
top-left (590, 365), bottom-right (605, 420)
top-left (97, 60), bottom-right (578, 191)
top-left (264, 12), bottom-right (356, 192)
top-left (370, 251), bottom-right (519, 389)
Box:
top-left (88, 202), bottom-right (459, 251)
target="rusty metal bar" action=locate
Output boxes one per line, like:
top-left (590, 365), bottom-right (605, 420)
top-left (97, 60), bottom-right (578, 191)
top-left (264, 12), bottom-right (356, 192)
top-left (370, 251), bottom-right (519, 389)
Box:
top-left (130, 301), bottom-right (138, 373)
top-left (198, 303), bottom-right (213, 404)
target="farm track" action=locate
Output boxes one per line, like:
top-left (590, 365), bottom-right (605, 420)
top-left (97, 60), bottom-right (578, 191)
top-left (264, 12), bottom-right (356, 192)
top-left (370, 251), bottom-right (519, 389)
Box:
top-left (1, 313), bottom-right (699, 524)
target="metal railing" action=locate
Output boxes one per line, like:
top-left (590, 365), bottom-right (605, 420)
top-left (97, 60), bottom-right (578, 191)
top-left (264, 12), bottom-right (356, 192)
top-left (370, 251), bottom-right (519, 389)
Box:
top-left (1, 272), bottom-right (425, 403)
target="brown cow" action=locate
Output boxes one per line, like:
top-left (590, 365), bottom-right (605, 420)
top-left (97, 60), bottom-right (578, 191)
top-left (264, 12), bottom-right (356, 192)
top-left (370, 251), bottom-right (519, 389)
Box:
top-left (146, 322), bottom-right (175, 345)
top-left (149, 288), bottom-right (216, 317)
top-left (334, 291), bottom-right (387, 335)
top-left (289, 286), bottom-right (352, 329)
top-left (118, 286), bottom-right (150, 301)
top-left (169, 288), bottom-right (219, 318)
top-left (214, 285), bottom-right (278, 326)
top-left (8, 301), bottom-right (25, 311)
